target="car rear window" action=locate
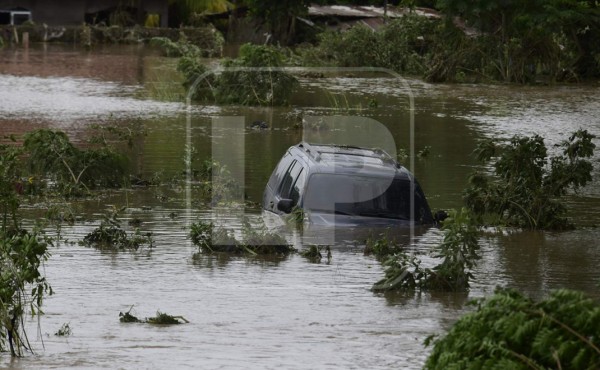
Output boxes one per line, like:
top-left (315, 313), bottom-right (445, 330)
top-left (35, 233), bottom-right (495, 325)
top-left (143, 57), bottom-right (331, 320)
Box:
top-left (303, 174), bottom-right (430, 222)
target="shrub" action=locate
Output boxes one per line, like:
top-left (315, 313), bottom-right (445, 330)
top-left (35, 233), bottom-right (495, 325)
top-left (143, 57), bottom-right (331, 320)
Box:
top-left (302, 15), bottom-right (435, 75)
top-left (190, 218), bottom-right (293, 256)
top-left (372, 208), bottom-right (480, 292)
top-left (425, 288), bottom-right (600, 370)
top-left (82, 207), bottom-right (153, 250)
top-left (22, 129), bottom-right (129, 194)
top-left (0, 145), bottom-right (52, 356)
top-left (214, 44), bottom-right (298, 105)
top-left (464, 130), bottom-right (596, 230)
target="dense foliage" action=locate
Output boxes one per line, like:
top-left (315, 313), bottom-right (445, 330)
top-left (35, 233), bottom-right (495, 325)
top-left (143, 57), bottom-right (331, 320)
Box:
top-left (425, 288), bottom-right (600, 369)
top-left (464, 130), bottom-right (596, 230)
top-left (435, 0), bottom-right (600, 82)
top-left (297, 15), bottom-right (434, 76)
top-left (182, 43), bottom-right (298, 105)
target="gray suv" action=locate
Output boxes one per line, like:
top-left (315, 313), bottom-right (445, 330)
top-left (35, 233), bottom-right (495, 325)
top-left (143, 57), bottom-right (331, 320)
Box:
top-left (262, 142), bottom-right (434, 227)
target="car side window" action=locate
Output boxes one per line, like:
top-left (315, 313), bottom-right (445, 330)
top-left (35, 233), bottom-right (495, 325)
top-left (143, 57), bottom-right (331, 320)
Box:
top-left (279, 160), bottom-right (303, 200)
top-left (289, 168), bottom-right (306, 205)
top-left (267, 152), bottom-right (292, 190)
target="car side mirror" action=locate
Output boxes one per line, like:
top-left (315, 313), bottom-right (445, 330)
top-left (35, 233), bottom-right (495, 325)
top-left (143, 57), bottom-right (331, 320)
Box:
top-left (277, 198), bottom-right (294, 213)
top-left (433, 210), bottom-right (448, 225)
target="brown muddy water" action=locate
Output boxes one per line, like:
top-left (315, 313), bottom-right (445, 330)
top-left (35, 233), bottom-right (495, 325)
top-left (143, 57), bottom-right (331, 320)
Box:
top-left (1, 44), bottom-right (600, 369)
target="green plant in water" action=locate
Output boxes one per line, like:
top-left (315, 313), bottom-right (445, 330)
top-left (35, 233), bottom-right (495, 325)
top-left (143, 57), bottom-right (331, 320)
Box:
top-left (285, 206), bottom-right (304, 230)
top-left (0, 145), bottom-right (52, 356)
top-left (300, 245), bottom-right (331, 264)
top-left (82, 206), bottom-right (153, 250)
top-left (424, 287), bottom-right (600, 370)
top-left (186, 43), bottom-right (298, 106)
top-left (423, 208), bottom-right (480, 291)
top-left (303, 15), bottom-right (434, 75)
top-left (364, 231), bottom-right (402, 260)
top-left (190, 218), bottom-right (294, 256)
top-left (372, 208), bottom-right (480, 293)
top-left (22, 129), bottom-right (129, 195)
top-left (147, 311), bottom-right (189, 325)
top-left (151, 35), bottom-right (203, 58)
top-left (464, 130), bottom-right (596, 230)
top-left (54, 323), bottom-right (72, 337)
top-left (119, 306), bottom-right (142, 323)
top-left (119, 307), bottom-right (188, 324)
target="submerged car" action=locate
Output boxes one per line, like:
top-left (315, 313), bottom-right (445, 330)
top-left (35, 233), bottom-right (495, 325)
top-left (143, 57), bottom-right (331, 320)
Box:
top-left (262, 142), bottom-right (434, 227)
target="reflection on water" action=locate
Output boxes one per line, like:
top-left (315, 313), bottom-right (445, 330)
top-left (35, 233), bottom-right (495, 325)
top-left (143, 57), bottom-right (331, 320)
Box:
top-left (1, 45), bottom-right (600, 369)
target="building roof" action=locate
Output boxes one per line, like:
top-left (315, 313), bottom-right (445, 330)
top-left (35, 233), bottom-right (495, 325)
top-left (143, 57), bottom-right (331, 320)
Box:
top-left (307, 5), bottom-right (441, 20)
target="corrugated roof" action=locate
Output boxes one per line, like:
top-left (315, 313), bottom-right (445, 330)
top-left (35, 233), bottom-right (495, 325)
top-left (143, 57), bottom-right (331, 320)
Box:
top-left (308, 5), bottom-right (441, 20)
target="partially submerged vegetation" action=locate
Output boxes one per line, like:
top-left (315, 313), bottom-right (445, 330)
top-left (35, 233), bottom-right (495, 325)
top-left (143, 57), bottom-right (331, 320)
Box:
top-left (18, 124), bottom-right (147, 196)
top-left (0, 144), bottom-right (52, 356)
top-left (179, 43), bottom-right (298, 106)
top-left (54, 323), bottom-right (72, 337)
top-left (119, 307), bottom-right (188, 325)
top-left (372, 208), bottom-right (480, 293)
top-left (300, 245), bottom-right (332, 263)
top-left (190, 218), bottom-right (294, 256)
top-left (425, 288), bottom-right (600, 369)
top-left (465, 130), bottom-right (596, 230)
top-left (82, 207), bottom-right (153, 251)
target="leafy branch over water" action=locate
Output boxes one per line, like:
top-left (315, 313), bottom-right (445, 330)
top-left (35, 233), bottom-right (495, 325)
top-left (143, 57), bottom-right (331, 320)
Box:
top-left (425, 288), bottom-right (600, 369)
top-left (372, 208), bottom-right (480, 293)
top-left (465, 129), bottom-right (596, 230)
top-left (0, 144), bottom-right (52, 356)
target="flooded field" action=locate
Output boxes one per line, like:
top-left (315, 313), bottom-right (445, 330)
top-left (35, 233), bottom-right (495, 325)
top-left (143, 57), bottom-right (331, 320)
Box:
top-left (1, 44), bottom-right (600, 369)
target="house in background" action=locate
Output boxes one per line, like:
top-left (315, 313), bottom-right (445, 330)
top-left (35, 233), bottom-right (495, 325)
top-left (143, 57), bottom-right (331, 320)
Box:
top-left (0, 0), bottom-right (169, 27)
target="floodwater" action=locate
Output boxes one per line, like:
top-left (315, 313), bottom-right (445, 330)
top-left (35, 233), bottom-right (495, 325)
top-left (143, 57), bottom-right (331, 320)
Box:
top-left (1, 44), bottom-right (600, 369)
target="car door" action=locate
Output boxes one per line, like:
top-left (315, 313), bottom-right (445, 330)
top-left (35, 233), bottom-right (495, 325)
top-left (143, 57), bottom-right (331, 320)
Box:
top-left (263, 152), bottom-right (293, 211)
top-left (272, 159), bottom-right (306, 214)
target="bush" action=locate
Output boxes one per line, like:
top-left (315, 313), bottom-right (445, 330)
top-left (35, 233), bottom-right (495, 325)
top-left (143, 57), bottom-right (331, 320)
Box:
top-left (23, 129), bottom-right (129, 194)
top-left (213, 44), bottom-right (298, 105)
top-left (182, 43), bottom-right (298, 106)
top-left (372, 208), bottom-right (480, 292)
top-left (0, 145), bottom-right (52, 356)
top-left (82, 207), bottom-right (153, 250)
top-left (190, 218), bottom-right (293, 256)
top-left (425, 288), bottom-right (600, 370)
top-left (301, 15), bottom-right (435, 75)
top-left (151, 36), bottom-right (203, 58)
top-left (464, 130), bottom-right (596, 230)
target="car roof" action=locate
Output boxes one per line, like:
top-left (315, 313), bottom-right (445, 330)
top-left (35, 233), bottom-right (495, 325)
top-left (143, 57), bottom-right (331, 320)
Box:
top-left (291, 142), bottom-right (413, 179)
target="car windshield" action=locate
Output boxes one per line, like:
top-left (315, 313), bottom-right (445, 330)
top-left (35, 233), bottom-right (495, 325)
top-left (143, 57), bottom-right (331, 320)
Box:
top-left (303, 174), bottom-right (430, 221)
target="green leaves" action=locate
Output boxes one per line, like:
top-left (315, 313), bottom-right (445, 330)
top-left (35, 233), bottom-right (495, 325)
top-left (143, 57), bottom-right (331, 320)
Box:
top-left (464, 130), bottom-right (596, 230)
top-left (0, 229), bottom-right (51, 355)
top-left (372, 208), bottom-right (480, 293)
top-left (425, 288), bottom-right (600, 369)
top-left (22, 128), bottom-right (129, 195)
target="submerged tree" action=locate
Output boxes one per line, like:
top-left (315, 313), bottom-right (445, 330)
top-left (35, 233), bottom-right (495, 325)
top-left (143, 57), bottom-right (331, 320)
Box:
top-left (464, 130), bottom-right (596, 230)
